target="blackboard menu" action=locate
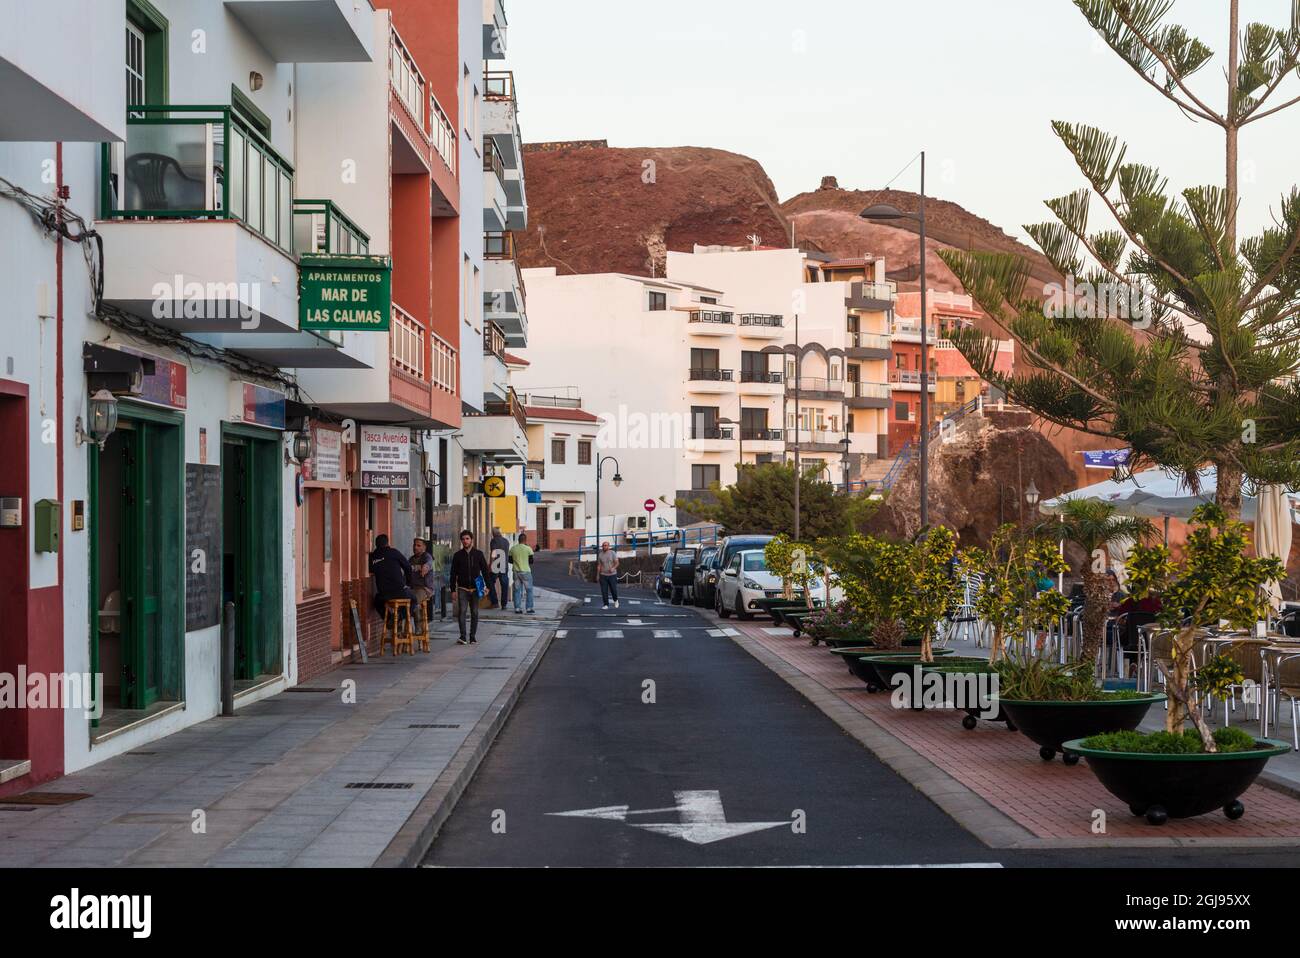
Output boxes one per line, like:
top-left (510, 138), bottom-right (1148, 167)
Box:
top-left (185, 464), bottom-right (223, 631)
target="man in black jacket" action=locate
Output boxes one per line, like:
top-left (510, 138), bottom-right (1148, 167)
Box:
top-left (370, 534), bottom-right (414, 621)
top-left (449, 529), bottom-right (490, 644)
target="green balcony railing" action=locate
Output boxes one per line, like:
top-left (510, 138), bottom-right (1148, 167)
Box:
top-left (293, 199), bottom-right (370, 256)
top-left (101, 104), bottom-right (295, 255)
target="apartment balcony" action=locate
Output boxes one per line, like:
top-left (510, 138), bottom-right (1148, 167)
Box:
top-left (687, 368), bottom-right (735, 394)
top-left (892, 320), bottom-right (939, 343)
top-left (785, 376), bottom-right (843, 400)
top-left (0, 2), bottom-right (125, 141)
top-left (483, 137), bottom-right (509, 231)
top-left (847, 331), bottom-right (891, 360)
top-left (737, 313), bottom-right (785, 340)
top-left (786, 429), bottom-right (851, 454)
top-left (687, 310), bottom-right (735, 337)
top-left (484, 71), bottom-right (527, 229)
top-left (293, 198), bottom-right (370, 255)
top-left (738, 370), bottom-right (784, 396)
top-left (848, 280), bottom-right (897, 311)
top-left (223, 0), bottom-right (374, 63)
top-left (462, 388), bottom-right (529, 466)
top-left (847, 380), bottom-right (891, 409)
top-left (98, 105), bottom-right (302, 334)
top-left (740, 427), bottom-right (784, 454)
top-left (685, 424), bottom-right (736, 455)
top-left (483, 0), bottom-right (508, 60)
top-left (890, 370), bottom-right (937, 393)
top-left (297, 302), bottom-right (460, 428)
top-left (484, 232), bottom-right (527, 347)
top-left (483, 321), bottom-right (510, 403)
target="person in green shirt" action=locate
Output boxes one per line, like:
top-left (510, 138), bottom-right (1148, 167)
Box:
top-left (509, 533), bottom-right (536, 614)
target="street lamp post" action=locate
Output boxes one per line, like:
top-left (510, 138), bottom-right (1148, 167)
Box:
top-left (862, 150), bottom-right (929, 529)
top-left (839, 436), bottom-right (852, 492)
top-left (594, 455), bottom-right (623, 559)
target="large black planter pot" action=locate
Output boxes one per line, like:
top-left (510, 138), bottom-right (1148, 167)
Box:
top-left (920, 662), bottom-right (1016, 730)
top-left (858, 651), bottom-right (955, 697)
top-left (999, 695), bottom-right (1166, 762)
top-left (1062, 737), bottom-right (1290, 824)
top-left (827, 646), bottom-right (879, 684)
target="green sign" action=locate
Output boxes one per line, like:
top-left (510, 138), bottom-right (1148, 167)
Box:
top-left (299, 255), bottom-right (392, 331)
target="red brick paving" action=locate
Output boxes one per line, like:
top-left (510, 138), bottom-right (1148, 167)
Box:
top-left (736, 623), bottom-right (1300, 841)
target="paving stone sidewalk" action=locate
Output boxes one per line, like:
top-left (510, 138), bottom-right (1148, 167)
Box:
top-left (0, 589), bottom-right (575, 868)
top-left (726, 619), bottom-right (1300, 847)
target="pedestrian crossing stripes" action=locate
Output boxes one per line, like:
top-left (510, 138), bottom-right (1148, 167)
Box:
top-left (708, 628), bottom-right (739, 637)
top-left (653, 630), bottom-right (682, 638)
top-left (597, 630), bottom-right (624, 639)
top-left (555, 630), bottom-right (568, 638)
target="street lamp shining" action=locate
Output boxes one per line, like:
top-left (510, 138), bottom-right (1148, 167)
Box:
top-left (594, 455), bottom-right (622, 554)
top-left (1025, 480), bottom-right (1040, 510)
top-left (861, 150), bottom-right (930, 529)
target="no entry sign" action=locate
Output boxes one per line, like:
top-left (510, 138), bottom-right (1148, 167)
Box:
top-left (644, 499), bottom-right (656, 512)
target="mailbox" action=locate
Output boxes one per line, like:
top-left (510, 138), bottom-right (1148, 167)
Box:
top-left (34, 499), bottom-right (60, 553)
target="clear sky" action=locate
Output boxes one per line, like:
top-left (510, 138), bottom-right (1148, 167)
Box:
top-left (506, 0), bottom-right (1300, 245)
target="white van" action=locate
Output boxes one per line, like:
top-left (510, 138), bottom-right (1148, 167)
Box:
top-left (590, 513), bottom-right (682, 548)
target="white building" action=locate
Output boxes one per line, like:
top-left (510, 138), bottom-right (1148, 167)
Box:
top-left (519, 388), bottom-right (601, 551)
top-left (514, 246), bottom-right (894, 525)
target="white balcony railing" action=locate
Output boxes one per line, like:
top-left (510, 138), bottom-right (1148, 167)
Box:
top-left (432, 331), bottom-right (457, 394)
top-left (392, 304), bottom-right (425, 379)
top-left (431, 93), bottom-right (456, 174)
top-left (391, 28), bottom-right (425, 126)
top-left (850, 332), bottom-right (891, 350)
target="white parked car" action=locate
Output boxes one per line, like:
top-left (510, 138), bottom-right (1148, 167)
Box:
top-left (715, 549), bottom-right (830, 620)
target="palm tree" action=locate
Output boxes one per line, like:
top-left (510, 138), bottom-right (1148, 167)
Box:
top-left (1048, 499), bottom-right (1154, 669)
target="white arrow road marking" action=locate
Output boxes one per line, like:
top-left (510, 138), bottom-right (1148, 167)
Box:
top-left (654, 630), bottom-right (682, 638)
top-left (548, 790), bottom-right (789, 846)
top-left (596, 630), bottom-right (624, 639)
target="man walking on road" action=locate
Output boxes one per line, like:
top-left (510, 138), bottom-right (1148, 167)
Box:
top-left (510, 532), bottom-right (536, 614)
top-left (370, 534), bottom-right (414, 620)
top-left (489, 526), bottom-right (511, 610)
top-left (450, 530), bottom-right (490, 644)
top-left (597, 541), bottom-right (620, 610)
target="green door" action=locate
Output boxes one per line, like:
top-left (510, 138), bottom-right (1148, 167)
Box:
top-left (110, 415), bottom-right (182, 710)
top-left (223, 430), bottom-right (282, 681)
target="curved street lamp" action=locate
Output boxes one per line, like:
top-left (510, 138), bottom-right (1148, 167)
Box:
top-left (594, 454), bottom-right (623, 554)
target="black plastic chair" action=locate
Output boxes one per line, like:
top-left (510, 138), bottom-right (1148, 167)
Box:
top-left (125, 152), bottom-right (204, 210)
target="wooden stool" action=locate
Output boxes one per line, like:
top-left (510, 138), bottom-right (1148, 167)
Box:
top-left (381, 599), bottom-right (414, 656)
top-left (413, 598), bottom-right (430, 653)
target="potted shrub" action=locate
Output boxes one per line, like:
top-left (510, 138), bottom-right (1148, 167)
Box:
top-left (958, 524), bottom-right (1070, 662)
top-left (1063, 504), bottom-right (1290, 823)
top-left (1048, 500), bottom-right (1154, 668)
top-left (817, 534), bottom-right (914, 653)
top-left (920, 659), bottom-right (1017, 730)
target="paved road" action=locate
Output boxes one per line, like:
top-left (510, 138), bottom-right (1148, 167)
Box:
top-left (425, 558), bottom-right (1300, 868)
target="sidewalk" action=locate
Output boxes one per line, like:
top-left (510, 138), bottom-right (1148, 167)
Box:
top-left (0, 589), bottom-right (575, 868)
top-left (722, 617), bottom-right (1300, 848)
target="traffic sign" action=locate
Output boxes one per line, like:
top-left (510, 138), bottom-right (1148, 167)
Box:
top-left (644, 498), bottom-right (656, 513)
top-left (484, 476), bottom-right (507, 498)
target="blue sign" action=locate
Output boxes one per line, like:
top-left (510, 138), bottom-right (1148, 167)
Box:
top-left (1083, 449), bottom-right (1131, 470)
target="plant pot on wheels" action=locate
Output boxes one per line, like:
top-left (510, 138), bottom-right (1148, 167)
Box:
top-left (855, 650), bottom-right (955, 694)
top-left (999, 694), bottom-right (1166, 763)
top-left (1063, 737), bottom-right (1290, 825)
top-left (920, 661), bottom-right (1016, 730)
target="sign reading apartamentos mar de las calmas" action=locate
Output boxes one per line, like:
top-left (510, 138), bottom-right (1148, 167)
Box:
top-left (299, 255), bottom-right (393, 332)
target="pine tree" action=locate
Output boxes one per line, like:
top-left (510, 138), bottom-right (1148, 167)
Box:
top-left (939, 0), bottom-right (1300, 517)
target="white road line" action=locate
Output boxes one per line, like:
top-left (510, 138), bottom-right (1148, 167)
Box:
top-left (596, 630), bottom-right (624, 639)
top-left (708, 628), bottom-right (739, 637)
top-left (555, 630), bottom-right (568, 638)
top-left (653, 630), bottom-right (682, 638)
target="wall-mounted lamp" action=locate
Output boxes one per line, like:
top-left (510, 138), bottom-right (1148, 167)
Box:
top-left (75, 390), bottom-right (119, 449)
top-left (292, 428), bottom-right (314, 463)
top-left (249, 71), bottom-right (264, 92)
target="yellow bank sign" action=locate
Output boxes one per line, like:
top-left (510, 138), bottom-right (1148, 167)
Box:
top-left (299, 255), bottom-right (393, 331)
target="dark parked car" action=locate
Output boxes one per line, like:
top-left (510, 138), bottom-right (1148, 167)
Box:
top-left (693, 546), bottom-right (720, 608)
top-left (715, 535), bottom-right (775, 574)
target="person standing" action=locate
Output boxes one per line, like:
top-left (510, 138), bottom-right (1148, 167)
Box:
top-left (369, 534), bottom-right (414, 620)
top-left (509, 532), bottom-right (536, 614)
top-left (597, 541), bottom-right (620, 610)
top-left (449, 529), bottom-right (490, 644)
top-left (408, 537), bottom-right (436, 627)
top-left (488, 526), bottom-right (511, 610)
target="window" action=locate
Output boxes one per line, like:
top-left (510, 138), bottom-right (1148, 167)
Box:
top-left (551, 439), bottom-right (566, 464)
top-left (896, 353), bottom-right (907, 369)
top-left (126, 1), bottom-right (168, 108)
top-left (692, 464), bottom-right (721, 490)
top-left (691, 406), bottom-right (720, 439)
top-left (563, 507), bottom-right (576, 530)
top-left (700, 296), bottom-right (718, 305)
top-left (690, 348), bottom-right (720, 373)
top-left (648, 291), bottom-right (667, 311)
top-left (895, 402), bottom-right (910, 420)
top-left (577, 440), bottom-right (592, 465)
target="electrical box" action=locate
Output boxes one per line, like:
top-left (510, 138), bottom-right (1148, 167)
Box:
top-left (34, 499), bottom-right (60, 553)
